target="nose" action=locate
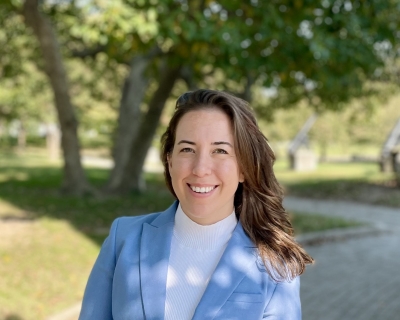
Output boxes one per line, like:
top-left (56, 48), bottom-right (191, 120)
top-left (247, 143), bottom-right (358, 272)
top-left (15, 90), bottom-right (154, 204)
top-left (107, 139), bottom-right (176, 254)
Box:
top-left (192, 153), bottom-right (212, 177)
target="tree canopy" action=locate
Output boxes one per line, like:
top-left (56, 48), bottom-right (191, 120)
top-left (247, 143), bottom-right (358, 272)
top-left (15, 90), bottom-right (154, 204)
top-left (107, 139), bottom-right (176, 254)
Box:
top-left (1, 0), bottom-right (399, 193)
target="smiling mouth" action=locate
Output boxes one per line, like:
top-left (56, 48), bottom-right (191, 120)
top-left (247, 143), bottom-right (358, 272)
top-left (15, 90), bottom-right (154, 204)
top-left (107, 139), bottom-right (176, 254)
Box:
top-left (188, 184), bottom-right (217, 194)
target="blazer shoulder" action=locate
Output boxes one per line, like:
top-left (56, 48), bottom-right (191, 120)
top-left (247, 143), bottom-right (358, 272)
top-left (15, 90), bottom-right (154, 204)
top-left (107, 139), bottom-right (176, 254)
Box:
top-left (112, 201), bottom-right (178, 236)
top-left (108, 201), bottom-right (177, 242)
top-left (111, 211), bottom-right (164, 237)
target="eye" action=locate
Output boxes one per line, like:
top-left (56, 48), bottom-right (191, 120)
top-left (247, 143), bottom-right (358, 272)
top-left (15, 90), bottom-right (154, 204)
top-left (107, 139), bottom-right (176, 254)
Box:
top-left (180, 147), bottom-right (194, 153)
top-left (213, 148), bottom-right (228, 154)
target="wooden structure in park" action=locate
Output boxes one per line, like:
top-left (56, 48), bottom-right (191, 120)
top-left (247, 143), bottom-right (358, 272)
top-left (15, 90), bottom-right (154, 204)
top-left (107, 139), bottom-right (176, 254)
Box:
top-left (380, 117), bottom-right (400, 173)
top-left (287, 114), bottom-right (318, 171)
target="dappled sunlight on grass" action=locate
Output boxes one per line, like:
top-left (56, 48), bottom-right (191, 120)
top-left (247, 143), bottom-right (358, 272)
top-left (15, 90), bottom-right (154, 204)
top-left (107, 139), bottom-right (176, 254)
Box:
top-left (0, 199), bottom-right (31, 219)
top-left (0, 216), bottom-right (99, 320)
top-left (274, 160), bottom-right (400, 207)
top-left (0, 149), bottom-right (176, 318)
top-left (0, 150), bottom-right (175, 231)
top-left (0, 170), bottom-right (30, 183)
top-left (0, 147), bottom-right (62, 168)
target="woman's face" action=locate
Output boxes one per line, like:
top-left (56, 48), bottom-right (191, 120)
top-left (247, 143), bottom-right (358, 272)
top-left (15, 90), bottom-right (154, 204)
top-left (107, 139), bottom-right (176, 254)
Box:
top-left (168, 108), bottom-right (244, 225)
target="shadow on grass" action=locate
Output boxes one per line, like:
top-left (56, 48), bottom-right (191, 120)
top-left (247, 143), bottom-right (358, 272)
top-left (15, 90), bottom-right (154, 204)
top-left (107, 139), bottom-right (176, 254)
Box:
top-left (283, 179), bottom-right (400, 207)
top-left (1, 161), bottom-right (399, 245)
top-left (1, 162), bottom-right (399, 247)
top-left (4, 315), bottom-right (24, 320)
top-left (274, 160), bottom-right (400, 207)
top-left (0, 165), bottom-right (174, 246)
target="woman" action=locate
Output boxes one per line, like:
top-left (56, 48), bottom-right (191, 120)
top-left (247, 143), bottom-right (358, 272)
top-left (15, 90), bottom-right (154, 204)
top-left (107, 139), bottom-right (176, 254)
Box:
top-left (79, 89), bottom-right (313, 320)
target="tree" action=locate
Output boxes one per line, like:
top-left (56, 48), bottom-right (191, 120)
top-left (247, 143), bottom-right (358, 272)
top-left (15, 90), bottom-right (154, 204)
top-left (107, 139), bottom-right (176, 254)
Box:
top-left (21, 0), bottom-right (91, 195)
top-left (2, 0), bottom-right (399, 194)
top-left (0, 5), bottom-right (54, 150)
top-left (92, 0), bottom-right (400, 192)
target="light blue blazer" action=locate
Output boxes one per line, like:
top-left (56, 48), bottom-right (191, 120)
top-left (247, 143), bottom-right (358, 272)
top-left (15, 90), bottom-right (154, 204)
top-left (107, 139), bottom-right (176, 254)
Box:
top-left (79, 202), bottom-right (301, 320)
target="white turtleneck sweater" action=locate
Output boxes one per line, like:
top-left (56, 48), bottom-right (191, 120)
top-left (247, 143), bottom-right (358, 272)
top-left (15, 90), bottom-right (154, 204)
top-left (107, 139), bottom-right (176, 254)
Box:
top-left (164, 204), bottom-right (238, 320)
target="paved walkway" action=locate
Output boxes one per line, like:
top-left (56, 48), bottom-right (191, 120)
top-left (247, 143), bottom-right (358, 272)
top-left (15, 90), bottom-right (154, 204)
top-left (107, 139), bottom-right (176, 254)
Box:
top-left (48, 197), bottom-right (400, 320)
top-left (284, 197), bottom-right (400, 320)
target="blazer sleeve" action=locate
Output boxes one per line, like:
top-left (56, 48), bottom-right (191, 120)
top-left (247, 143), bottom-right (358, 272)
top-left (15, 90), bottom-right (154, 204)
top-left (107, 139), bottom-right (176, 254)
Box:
top-left (78, 218), bottom-right (120, 320)
top-left (263, 276), bottom-right (301, 320)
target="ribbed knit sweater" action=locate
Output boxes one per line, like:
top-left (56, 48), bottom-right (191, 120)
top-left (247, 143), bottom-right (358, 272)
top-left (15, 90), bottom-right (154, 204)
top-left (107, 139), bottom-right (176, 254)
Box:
top-left (164, 204), bottom-right (237, 320)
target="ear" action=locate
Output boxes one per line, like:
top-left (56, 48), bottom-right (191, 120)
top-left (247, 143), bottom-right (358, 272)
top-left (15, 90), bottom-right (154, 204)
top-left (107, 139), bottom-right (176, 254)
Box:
top-left (239, 171), bottom-right (244, 183)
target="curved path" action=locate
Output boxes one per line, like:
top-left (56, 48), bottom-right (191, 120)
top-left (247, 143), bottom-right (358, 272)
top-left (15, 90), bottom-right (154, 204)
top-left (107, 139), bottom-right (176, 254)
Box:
top-left (284, 197), bottom-right (400, 320)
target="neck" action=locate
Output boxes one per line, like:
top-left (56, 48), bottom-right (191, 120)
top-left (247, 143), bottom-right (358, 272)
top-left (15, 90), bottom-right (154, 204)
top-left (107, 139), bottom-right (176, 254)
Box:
top-left (174, 204), bottom-right (237, 250)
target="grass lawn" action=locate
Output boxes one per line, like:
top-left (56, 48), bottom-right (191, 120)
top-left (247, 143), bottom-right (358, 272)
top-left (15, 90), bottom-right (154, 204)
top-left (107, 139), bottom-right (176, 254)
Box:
top-left (0, 216), bottom-right (99, 320)
top-left (0, 148), bottom-right (366, 319)
top-left (0, 149), bottom-right (175, 319)
top-left (275, 159), bottom-right (400, 207)
top-left (289, 212), bottom-right (362, 234)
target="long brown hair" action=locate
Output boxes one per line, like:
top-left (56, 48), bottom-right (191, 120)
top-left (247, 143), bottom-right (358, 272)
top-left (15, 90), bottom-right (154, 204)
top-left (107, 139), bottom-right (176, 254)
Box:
top-left (160, 89), bottom-right (314, 281)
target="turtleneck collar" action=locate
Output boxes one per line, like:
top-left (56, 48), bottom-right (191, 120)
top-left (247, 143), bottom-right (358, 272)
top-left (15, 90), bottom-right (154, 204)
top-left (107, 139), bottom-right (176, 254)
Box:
top-left (173, 203), bottom-right (238, 251)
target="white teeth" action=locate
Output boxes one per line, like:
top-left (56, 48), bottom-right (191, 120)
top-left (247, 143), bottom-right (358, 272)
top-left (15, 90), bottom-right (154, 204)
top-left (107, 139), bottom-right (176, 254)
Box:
top-left (190, 185), bottom-right (215, 193)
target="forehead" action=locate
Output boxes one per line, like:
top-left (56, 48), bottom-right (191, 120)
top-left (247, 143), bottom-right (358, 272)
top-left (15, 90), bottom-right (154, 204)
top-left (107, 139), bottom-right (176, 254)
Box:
top-left (175, 109), bottom-right (233, 140)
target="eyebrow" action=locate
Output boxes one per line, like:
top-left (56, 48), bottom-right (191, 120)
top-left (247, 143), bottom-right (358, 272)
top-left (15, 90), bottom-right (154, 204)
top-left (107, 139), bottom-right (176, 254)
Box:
top-left (177, 140), bottom-right (233, 148)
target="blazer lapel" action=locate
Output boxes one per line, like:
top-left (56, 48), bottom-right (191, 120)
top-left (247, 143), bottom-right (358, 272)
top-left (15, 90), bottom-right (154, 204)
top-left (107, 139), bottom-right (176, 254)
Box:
top-left (139, 202), bottom-right (177, 320)
top-left (192, 222), bottom-right (257, 320)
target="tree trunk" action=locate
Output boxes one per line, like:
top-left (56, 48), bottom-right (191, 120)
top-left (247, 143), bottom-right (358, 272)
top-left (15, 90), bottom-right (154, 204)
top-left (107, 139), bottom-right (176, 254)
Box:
top-left (106, 55), bottom-right (151, 191)
top-left (22, 0), bottom-right (91, 195)
top-left (116, 63), bottom-right (182, 193)
top-left (181, 66), bottom-right (198, 91)
top-left (236, 73), bottom-right (254, 102)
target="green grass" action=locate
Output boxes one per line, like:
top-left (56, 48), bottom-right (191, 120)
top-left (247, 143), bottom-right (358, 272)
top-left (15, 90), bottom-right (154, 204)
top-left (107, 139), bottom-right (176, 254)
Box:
top-left (0, 149), bottom-right (174, 232)
top-left (289, 212), bottom-right (363, 235)
top-left (275, 160), bottom-right (400, 207)
top-left (0, 217), bottom-right (99, 320)
top-left (0, 149), bottom-right (175, 319)
top-left (0, 148), bottom-right (379, 319)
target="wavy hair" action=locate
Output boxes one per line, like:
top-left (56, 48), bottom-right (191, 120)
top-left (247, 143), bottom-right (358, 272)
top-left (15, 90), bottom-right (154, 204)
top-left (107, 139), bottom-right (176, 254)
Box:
top-left (160, 89), bottom-right (314, 281)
